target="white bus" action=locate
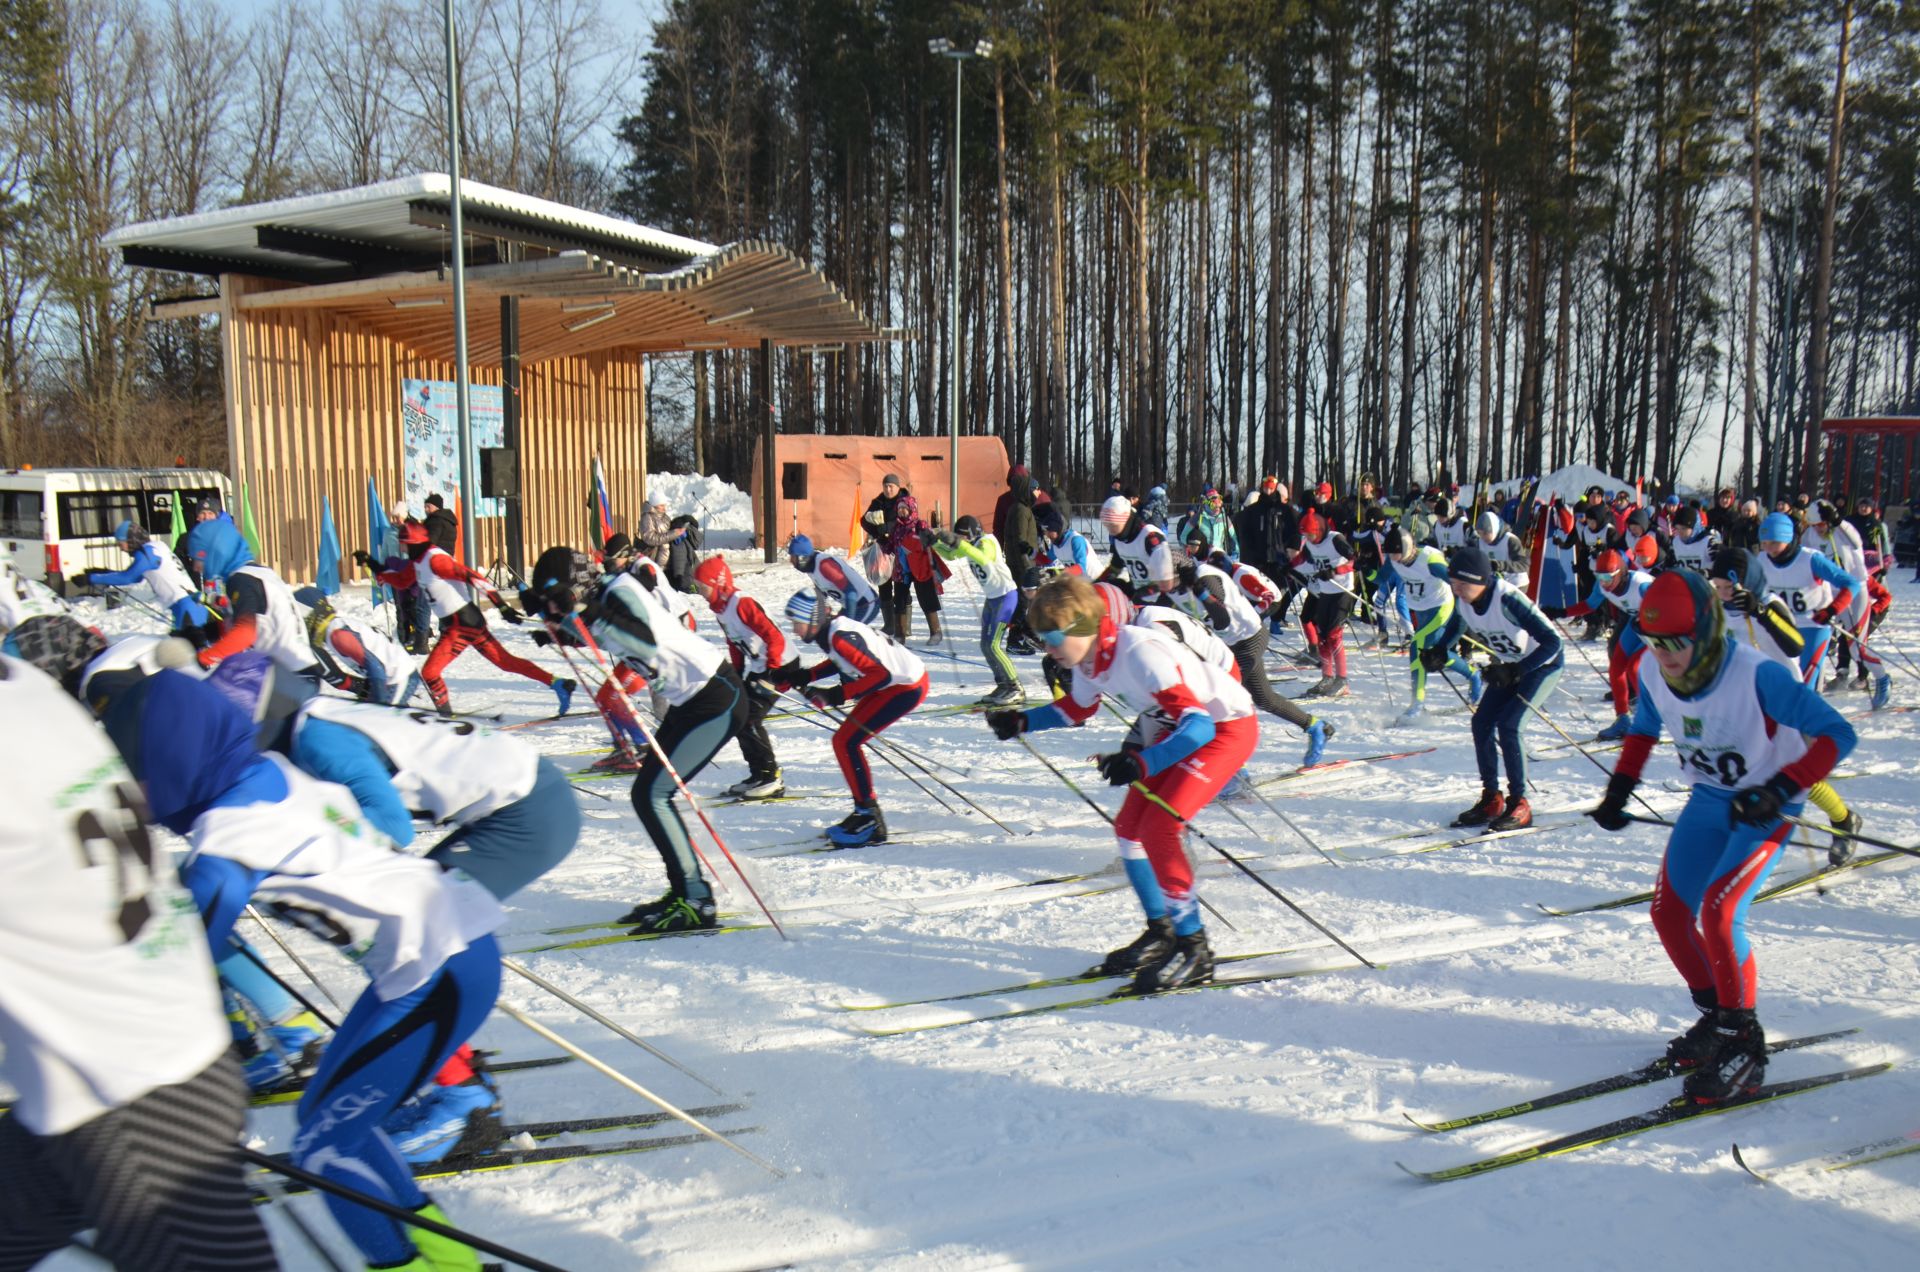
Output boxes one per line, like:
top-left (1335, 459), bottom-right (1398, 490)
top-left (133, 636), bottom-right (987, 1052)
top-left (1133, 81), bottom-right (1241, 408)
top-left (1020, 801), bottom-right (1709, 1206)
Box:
top-left (0, 467), bottom-right (232, 594)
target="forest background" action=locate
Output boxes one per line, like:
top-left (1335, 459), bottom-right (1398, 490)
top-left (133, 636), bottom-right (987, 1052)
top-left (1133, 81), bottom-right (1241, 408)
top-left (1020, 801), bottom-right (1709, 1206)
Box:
top-left (1, 0), bottom-right (1915, 504)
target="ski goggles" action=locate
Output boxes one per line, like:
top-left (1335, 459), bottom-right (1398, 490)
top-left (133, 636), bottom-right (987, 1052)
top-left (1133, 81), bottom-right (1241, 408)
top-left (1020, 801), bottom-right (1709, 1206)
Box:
top-left (1639, 629), bottom-right (1695, 653)
top-left (1034, 614), bottom-right (1101, 647)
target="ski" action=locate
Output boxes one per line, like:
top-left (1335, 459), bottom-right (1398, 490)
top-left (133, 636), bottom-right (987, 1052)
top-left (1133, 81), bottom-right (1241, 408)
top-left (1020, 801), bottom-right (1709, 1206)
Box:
top-left (1397, 1063), bottom-right (1891, 1183)
top-left (834, 945), bottom-right (1316, 1012)
top-left (855, 959), bottom-right (1370, 1036)
top-left (743, 830), bottom-right (959, 857)
top-left (498, 1102), bottom-right (748, 1142)
top-left (1402, 1029), bottom-right (1860, 1133)
top-left (1539, 848), bottom-right (1906, 917)
top-left (1253, 747), bottom-right (1437, 788)
top-left (1333, 816), bottom-right (1578, 864)
top-left (245, 1055), bottom-right (574, 1109)
top-left (1732, 1129), bottom-right (1920, 1181)
top-left (266, 1125), bottom-right (763, 1189)
top-left (508, 922), bottom-right (768, 956)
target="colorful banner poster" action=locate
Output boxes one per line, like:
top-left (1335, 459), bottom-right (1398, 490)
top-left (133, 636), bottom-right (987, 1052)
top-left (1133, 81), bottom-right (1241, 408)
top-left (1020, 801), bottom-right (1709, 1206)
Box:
top-left (401, 379), bottom-right (503, 518)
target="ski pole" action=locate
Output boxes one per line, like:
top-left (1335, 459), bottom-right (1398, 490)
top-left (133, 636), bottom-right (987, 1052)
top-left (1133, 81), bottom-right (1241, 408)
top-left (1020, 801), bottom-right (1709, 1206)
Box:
top-left (826, 703), bottom-right (1023, 835)
top-left (231, 930), bottom-right (340, 1029)
top-left (1778, 813), bottom-right (1920, 861)
top-left (562, 622), bottom-right (789, 939)
top-left (256, 1173), bottom-right (349, 1272)
top-left (1234, 779), bottom-right (1341, 867)
top-left (237, 1147), bottom-right (577, 1272)
top-left (549, 642), bottom-right (729, 877)
top-left (1124, 778), bottom-right (1377, 967)
top-left (500, 957), bottom-right (726, 1097)
top-left (772, 696), bottom-right (961, 815)
top-left (1014, 737), bottom-right (1234, 930)
top-left (246, 904), bottom-right (345, 1013)
top-left (492, 1000), bottom-right (783, 1179)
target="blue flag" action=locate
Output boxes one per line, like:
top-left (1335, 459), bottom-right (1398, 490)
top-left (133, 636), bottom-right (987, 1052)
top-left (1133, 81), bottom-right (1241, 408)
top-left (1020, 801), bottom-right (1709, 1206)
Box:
top-left (366, 477), bottom-right (392, 607)
top-left (317, 494), bottom-right (342, 595)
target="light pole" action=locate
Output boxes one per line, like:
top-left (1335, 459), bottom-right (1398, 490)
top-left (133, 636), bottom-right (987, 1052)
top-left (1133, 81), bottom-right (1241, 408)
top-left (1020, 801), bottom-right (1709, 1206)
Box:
top-left (928, 36), bottom-right (992, 528)
top-left (444, 0), bottom-right (476, 563)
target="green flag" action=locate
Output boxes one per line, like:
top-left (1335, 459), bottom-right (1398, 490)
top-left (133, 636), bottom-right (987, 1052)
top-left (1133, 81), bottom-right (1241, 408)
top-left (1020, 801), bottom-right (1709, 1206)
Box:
top-left (168, 486), bottom-right (188, 552)
top-left (237, 480), bottom-right (263, 559)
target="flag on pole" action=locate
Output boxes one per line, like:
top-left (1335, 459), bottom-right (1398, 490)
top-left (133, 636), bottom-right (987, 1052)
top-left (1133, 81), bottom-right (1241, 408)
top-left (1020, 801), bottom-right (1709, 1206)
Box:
top-left (237, 480), bottom-right (263, 560)
top-left (848, 483), bottom-right (863, 552)
top-left (168, 487), bottom-right (188, 553)
top-left (316, 495), bottom-right (342, 595)
top-left (366, 477), bottom-right (393, 606)
top-left (590, 455), bottom-right (615, 550)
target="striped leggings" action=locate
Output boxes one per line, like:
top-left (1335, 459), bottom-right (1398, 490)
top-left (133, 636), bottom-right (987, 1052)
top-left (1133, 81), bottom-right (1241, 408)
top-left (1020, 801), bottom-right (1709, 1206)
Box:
top-left (0, 1054), bottom-right (278, 1272)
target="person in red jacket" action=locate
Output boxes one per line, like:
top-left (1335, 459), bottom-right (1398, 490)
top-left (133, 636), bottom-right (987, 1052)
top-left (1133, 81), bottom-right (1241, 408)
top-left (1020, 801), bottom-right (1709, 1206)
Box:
top-left (693, 555), bottom-right (799, 799)
top-left (372, 523), bottom-right (572, 717)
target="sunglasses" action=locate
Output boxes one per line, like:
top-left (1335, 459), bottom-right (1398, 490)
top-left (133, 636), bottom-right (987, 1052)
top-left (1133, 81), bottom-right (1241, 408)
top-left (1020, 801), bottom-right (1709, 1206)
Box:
top-left (1641, 631), bottom-right (1694, 652)
top-left (1035, 616), bottom-right (1101, 647)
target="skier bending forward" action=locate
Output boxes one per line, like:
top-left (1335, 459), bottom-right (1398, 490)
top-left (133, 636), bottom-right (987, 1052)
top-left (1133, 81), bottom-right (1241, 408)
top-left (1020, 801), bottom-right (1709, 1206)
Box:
top-left (985, 575), bottom-right (1257, 992)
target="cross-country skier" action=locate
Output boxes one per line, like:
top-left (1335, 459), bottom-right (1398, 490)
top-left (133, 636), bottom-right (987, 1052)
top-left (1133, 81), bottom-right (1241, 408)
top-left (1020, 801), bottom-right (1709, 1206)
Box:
top-left (693, 554), bottom-right (797, 799)
top-left (984, 576), bottom-right (1257, 992)
top-left (1705, 547), bottom-right (1866, 866)
top-left (367, 523), bottom-right (572, 718)
top-left (294, 587), bottom-right (421, 706)
top-left (1588, 569), bottom-right (1855, 1104)
top-left (1035, 503), bottom-right (1094, 576)
top-left (1097, 495), bottom-right (1173, 598)
top-left (1804, 502), bottom-right (1890, 705)
top-left (92, 665), bottom-right (504, 1272)
top-left (1755, 511), bottom-right (1860, 695)
top-left (1382, 526), bottom-right (1481, 724)
top-left (1474, 511), bottom-right (1531, 592)
top-left (1446, 543), bottom-right (1564, 831)
top-left (0, 654), bottom-right (279, 1272)
top-left (786, 533), bottom-right (883, 624)
top-left (1430, 495), bottom-right (1471, 551)
top-left (775, 589), bottom-right (930, 847)
top-left (1670, 506), bottom-right (1719, 574)
top-left (529, 547), bottom-right (746, 933)
top-left (926, 516), bottom-right (1023, 707)
top-left (1291, 509), bottom-right (1356, 697)
top-left (73, 519), bottom-right (219, 646)
top-left (1169, 529), bottom-right (1331, 765)
top-left (1565, 548), bottom-right (1653, 740)
top-left (187, 515), bottom-right (323, 685)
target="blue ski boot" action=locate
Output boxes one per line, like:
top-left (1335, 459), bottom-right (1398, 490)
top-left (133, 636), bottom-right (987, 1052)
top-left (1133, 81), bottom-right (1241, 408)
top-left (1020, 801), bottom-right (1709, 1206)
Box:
top-left (1301, 718), bottom-right (1332, 768)
top-left (552, 677), bottom-right (576, 715)
top-left (384, 1074), bottom-right (503, 1165)
top-left (1871, 673), bottom-right (1892, 711)
top-left (827, 806), bottom-right (888, 848)
top-left (1595, 713), bottom-right (1631, 742)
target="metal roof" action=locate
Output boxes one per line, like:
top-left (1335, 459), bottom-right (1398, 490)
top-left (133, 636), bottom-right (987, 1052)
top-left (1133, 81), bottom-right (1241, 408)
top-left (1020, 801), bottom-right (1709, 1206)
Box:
top-left (103, 174), bottom-right (720, 282)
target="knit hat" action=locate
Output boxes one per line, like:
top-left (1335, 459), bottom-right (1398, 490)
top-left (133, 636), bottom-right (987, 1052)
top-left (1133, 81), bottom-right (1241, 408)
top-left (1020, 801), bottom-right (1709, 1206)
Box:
top-left (1638, 569), bottom-right (1727, 694)
top-left (786, 533), bottom-right (816, 560)
top-left (1299, 509), bottom-right (1326, 541)
top-left (882, 472), bottom-right (902, 486)
top-left (1759, 512), bottom-right (1797, 545)
top-left (1708, 546), bottom-right (1765, 594)
top-left (1098, 496), bottom-right (1134, 531)
top-left (784, 590), bottom-right (818, 625)
top-left (1446, 544), bottom-right (1493, 587)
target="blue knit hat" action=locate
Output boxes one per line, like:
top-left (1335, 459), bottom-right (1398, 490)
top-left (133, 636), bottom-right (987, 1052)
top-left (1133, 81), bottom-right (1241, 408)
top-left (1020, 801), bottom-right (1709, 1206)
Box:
top-left (1759, 512), bottom-right (1797, 545)
top-left (1446, 543), bottom-right (1493, 588)
top-left (786, 534), bottom-right (815, 560)
top-left (784, 590), bottom-right (818, 625)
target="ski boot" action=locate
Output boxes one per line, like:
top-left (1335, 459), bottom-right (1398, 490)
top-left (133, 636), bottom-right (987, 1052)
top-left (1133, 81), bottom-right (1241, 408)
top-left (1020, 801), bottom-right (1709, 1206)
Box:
top-left (1394, 701), bottom-right (1424, 727)
top-left (1301, 717), bottom-right (1333, 767)
top-left (1871, 673), bottom-right (1892, 711)
top-left (826, 806), bottom-right (888, 848)
top-left (385, 1072), bottom-right (504, 1165)
top-left (624, 894), bottom-right (718, 934)
top-left (1681, 1008), bottom-right (1767, 1104)
top-left (1488, 796), bottom-right (1531, 831)
top-left (1319, 675), bottom-right (1349, 698)
top-left (1301, 675), bottom-right (1333, 698)
top-left (1828, 810), bottom-right (1862, 867)
top-left (1452, 789), bottom-right (1505, 828)
top-left (1220, 771), bottom-right (1258, 801)
top-left (1664, 988), bottom-right (1721, 1068)
top-left (552, 678), bottom-right (576, 715)
top-left (1595, 713), bottom-right (1631, 742)
top-left (975, 683), bottom-right (1024, 709)
top-left (726, 769), bottom-right (786, 800)
top-left (1824, 672), bottom-right (1852, 694)
top-left (240, 1017), bottom-right (328, 1092)
top-left (1133, 929), bottom-right (1214, 994)
top-left (588, 743), bottom-right (642, 774)
top-left (1087, 916), bottom-right (1175, 977)
top-left (407, 1199), bottom-right (487, 1271)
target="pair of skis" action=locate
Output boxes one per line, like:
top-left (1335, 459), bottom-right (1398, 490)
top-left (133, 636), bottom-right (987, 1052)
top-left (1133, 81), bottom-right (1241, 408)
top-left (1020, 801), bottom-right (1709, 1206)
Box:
top-left (1397, 1028), bottom-right (1887, 1182)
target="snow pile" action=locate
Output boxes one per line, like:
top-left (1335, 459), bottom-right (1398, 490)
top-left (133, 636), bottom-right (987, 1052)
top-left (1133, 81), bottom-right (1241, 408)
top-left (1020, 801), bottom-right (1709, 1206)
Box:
top-left (644, 472), bottom-right (753, 533)
top-left (1491, 463), bottom-right (1632, 506)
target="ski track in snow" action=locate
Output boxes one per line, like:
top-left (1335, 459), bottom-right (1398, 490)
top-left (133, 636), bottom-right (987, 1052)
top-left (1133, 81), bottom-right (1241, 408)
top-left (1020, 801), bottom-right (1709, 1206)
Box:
top-left (41, 530), bottom-right (1920, 1269)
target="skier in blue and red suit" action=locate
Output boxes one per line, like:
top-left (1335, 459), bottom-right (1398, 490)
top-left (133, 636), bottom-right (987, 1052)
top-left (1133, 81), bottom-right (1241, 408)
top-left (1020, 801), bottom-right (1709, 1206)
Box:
top-left (1589, 569), bottom-right (1855, 1105)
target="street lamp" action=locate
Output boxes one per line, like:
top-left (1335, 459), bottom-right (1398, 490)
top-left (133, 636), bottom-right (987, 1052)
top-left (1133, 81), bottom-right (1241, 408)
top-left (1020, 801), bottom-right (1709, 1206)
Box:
top-left (928, 37), bottom-right (993, 527)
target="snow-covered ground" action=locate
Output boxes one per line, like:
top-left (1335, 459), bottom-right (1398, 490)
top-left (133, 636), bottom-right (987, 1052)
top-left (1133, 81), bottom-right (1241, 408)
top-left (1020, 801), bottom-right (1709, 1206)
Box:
top-left (43, 537), bottom-right (1920, 1271)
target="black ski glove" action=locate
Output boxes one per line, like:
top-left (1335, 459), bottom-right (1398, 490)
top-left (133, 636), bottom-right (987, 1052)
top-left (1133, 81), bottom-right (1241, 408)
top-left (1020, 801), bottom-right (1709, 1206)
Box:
top-left (1314, 564), bottom-right (1336, 581)
top-left (1589, 772), bottom-right (1638, 832)
top-left (1730, 775), bottom-right (1798, 827)
top-left (1175, 561), bottom-right (1199, 591)
top-left (351, 549), bottom-right (374, 569)
top-left (494, 601), bottom-right (525, 625)
top-left (1723, 588), bottom-right (1757, 616)
top-left (1480, 661), bottom-right (1519, 690)
top-left (1095, 749), bottom-right (1144, 787)
top-left (985, 709), bottom-right (1027, 741)
top-left (1419, 644), bottom-right (1449, 673)
top-left (529, 629), bottom-right (554, 648)
top-left (807, 682), bottom-right (846, 711)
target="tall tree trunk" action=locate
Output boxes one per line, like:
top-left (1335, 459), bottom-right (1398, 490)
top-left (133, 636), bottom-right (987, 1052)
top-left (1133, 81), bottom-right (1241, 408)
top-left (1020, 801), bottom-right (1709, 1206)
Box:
top-left (1802, 0), bottom-right (1853, 493)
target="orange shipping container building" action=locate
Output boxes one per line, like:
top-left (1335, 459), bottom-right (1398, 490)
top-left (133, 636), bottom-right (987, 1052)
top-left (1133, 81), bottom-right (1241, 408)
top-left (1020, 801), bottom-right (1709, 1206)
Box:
top-left (750, 435), bottom-right (1011, 551)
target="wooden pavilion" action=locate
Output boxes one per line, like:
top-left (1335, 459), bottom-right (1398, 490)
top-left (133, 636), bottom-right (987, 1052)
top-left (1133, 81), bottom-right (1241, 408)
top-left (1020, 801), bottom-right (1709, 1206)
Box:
top-left (106, 174), bottom-right (894, 580)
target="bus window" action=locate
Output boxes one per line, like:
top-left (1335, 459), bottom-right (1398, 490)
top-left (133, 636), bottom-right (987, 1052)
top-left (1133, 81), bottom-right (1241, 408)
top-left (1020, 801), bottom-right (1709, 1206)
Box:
top-left (58, 490), bottom-right (145, 540)
top-left (0, 490), bottom-right (41, 538)
top-left (148, 488), bottom-right (216, 536)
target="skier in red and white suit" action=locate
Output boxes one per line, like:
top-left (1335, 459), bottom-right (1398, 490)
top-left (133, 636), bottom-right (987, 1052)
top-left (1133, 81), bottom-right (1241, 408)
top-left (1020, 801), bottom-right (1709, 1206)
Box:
top-left (373, 523), bottom-right (572, 717)
top-left (986, 575), bottom-right (1258, 994)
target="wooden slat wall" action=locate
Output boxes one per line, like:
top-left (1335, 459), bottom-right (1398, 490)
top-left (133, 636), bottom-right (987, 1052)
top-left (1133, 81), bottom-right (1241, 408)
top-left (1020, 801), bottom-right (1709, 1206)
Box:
top-left (220, 277), bottom-right (648, 583)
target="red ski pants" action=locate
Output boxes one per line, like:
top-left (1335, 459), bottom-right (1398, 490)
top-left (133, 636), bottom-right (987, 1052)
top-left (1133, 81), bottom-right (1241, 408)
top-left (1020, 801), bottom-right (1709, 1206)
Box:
top-left (832, 675), bottom-right (928, 806)
top-left (1111, 715), bottom-right (1259, 904)
top-left (422, 619), bottom-right (552, 707)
